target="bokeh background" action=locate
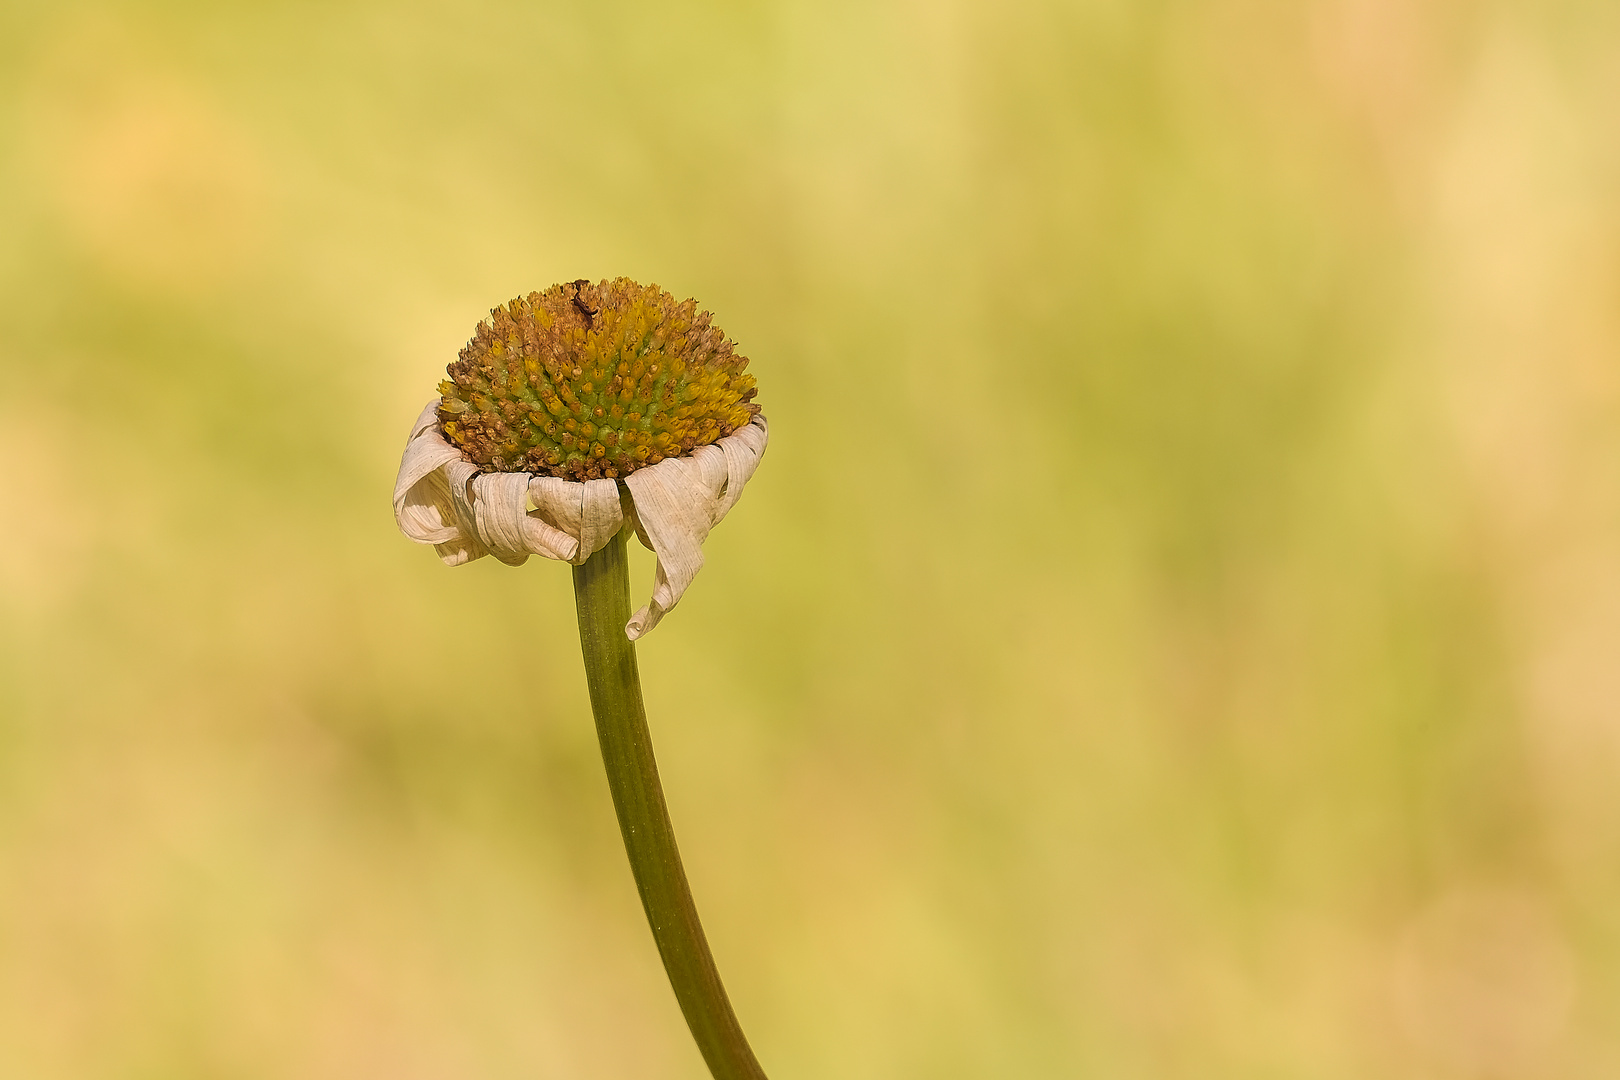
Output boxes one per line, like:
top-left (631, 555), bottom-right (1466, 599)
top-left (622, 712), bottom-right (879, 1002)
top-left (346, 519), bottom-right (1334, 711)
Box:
top-left (2, 1), bottom-right (1618, 1077)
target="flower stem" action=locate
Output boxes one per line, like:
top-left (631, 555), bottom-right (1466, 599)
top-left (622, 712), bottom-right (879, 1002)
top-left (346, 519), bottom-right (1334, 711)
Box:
top-left (572, 528), bottom-right (769, 1080)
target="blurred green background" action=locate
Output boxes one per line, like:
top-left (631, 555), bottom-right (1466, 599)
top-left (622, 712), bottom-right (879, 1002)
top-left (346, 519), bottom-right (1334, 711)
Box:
top-left (2, 1), bottom-right (1619, 1077)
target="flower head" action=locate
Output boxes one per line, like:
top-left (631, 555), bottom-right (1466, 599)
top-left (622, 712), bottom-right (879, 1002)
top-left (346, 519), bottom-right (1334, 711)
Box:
top-left (439, 278), bottom-right (759, 480)
top-left (393, 279), bottom-right (767, 639)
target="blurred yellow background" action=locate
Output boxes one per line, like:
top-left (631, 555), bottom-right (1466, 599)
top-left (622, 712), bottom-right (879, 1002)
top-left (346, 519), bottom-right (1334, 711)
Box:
top-left (2, 1), bottom-right (1618, 1077)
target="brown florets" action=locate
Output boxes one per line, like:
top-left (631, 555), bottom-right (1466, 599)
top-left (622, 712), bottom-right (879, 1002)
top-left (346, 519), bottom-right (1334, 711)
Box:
top-left (437, 278), bottom-right (761, 480)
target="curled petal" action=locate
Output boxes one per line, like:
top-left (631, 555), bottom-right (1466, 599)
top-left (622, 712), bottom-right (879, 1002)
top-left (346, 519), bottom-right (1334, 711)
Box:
top-left (396, 461), bottom-right (459, 544)
top-left (394, 401), bottom-right (476, 550)
top-left (441, 458), bottom-right (490, 565)
top-left (433, 537), bottom-right (483, 566)
top-left (470, 472), bottom-right (533, 566)
top-left (622, 415), bottom-right (768, 639)
top-left (394, 401), bottom-right (460, 542)
top-left (470, 472), bottom-right (579, 565)
top-left (714, 417), bottom-right (768, 519)
top-left (529, 476), bottom-right (623, 566)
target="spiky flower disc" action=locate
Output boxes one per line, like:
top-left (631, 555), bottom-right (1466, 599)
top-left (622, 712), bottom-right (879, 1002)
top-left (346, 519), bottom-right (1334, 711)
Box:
top-left (437, 278), bottom-right (761, 481)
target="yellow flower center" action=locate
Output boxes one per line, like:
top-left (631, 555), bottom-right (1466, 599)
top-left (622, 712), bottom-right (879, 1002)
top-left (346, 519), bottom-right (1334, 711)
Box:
top-left (438, 278), bottom-right (760, 480)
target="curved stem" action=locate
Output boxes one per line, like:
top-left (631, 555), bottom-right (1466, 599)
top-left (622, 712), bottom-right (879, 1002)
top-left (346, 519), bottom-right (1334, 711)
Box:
top-left (572, 528), bottom-right (769, 1080)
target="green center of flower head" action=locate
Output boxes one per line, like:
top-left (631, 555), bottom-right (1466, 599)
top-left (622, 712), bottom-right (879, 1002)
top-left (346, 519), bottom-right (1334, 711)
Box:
top-left (437, 278), bottom-right (761, 480)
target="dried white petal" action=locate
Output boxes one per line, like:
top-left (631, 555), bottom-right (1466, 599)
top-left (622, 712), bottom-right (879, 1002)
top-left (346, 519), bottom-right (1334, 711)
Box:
top-left (394, 401), bottom-right (482, 560)
top-left (469, 472), bottom-right (533, 566)
top-left (528, 476), bottom-right (624, 565)
top-left (395, 454), bottom-right (460, 544)
top-left (439, 458), bottom-right (489, 565)
top-left (393, 402), bottom-right (768, 619)
top-left (714, 417), bottom-right (769, 519)
top-left (469, 471), bottom-right (581, 565)
top-left (622, 416), bottom-right (767, 640)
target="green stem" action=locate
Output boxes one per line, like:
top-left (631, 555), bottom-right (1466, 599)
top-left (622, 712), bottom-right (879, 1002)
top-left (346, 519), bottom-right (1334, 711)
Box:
top-left (572, 528), bottom-right (769, 1080)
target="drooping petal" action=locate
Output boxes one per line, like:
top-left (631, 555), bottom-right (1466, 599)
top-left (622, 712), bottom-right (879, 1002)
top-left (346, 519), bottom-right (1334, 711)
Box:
top-left (713, 416), bottom-right (769, 519)
top-left (394, 401), bottom-right (476, 548)
top-left (398, 467), bottom-right (459, 544)
top-left (441, 458), bottom-right (490, 565)
top-left (528, 476), bottom-right (624, 565)
top-left (468, 471), bottom-right (531, 566)
top-left (622, 415), bottom-right (768, 639)
top-left (472, 472), bottom-right (584, 564)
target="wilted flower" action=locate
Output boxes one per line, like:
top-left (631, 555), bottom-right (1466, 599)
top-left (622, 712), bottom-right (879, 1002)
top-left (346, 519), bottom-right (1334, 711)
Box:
top-left (392, 278), bottom-right (768, 638)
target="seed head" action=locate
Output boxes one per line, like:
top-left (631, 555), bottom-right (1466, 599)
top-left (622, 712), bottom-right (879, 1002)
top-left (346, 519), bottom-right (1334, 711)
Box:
top-left (437, 278), bottom-right (761, 480)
